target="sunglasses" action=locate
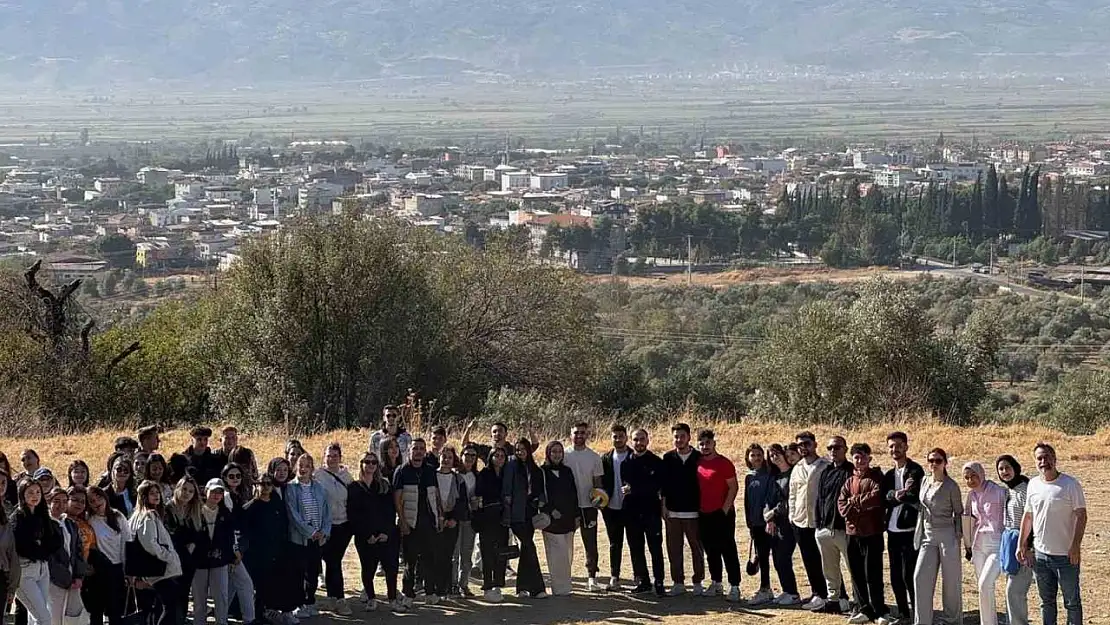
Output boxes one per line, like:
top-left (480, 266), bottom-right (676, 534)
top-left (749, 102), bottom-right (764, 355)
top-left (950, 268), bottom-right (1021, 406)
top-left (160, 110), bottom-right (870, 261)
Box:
top-left (364, 459), bottom-right (380, 466)
top-left (115, 467), bottom-right (130, 473)
top-left (927, 457), bottom-right (945, 464)
top-left (226, 474), bottom-right (242, 479)
top-left (827, 444), bottom-right (844, 451)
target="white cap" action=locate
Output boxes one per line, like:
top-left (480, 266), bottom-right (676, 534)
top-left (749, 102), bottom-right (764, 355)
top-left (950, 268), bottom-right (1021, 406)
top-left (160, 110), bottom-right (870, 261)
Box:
top-left (204, 478), bottom-right (227, 496)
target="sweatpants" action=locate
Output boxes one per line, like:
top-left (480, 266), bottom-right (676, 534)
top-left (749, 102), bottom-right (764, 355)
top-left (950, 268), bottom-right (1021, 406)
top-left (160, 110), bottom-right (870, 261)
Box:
top-left (816, 528), bottom-right (851, 602)
top-left (846, 534), bottom-right (886, 619)
top-left (191, 566), bottom-right (230, 625)
top-left (794, 526), bottom-right (827, 600)
top-left (698, 509), bottom-right (741, 586)
top-left (321, 522), bottom-right (353, 600)
top-left (887, 530), bottom-right (917, 616)
top-left (770, 529), bottom-right (799, 596)
top-left (972, 537), bottom-right (1002, 625)
top-left (1005, 565), bottom-right (1033, 625)
top-left (16, 560), bottom-right (50, 625)
top-left (665, 516), bottom-right (704, 586)
top-left (228, 562), bottom-right (256, 623)
top-left (749, 527), bottom-right (772, 590)
top-left (579, 508), bottom-right (600, 578)
top-left (601, 508), bottom-right (628, 579)
top-left (452, 521), bottom-right (477, 592)
top-left (913, 529), bottom-right (962, 625)
top-left (542, 532), bottom-right (575, 595)
top-left (627, 513), bottom-right (665, 587)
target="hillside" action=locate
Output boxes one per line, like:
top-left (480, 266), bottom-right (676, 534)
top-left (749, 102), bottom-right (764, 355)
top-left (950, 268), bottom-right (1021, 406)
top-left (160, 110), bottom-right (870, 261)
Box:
top-left (0, 0), bottom-right (1107, 85)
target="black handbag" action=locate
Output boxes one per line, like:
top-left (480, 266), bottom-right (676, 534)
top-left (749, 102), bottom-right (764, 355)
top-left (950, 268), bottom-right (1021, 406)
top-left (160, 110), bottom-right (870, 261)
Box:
top-left (121, 585), bottom-right (145, 625)
top-left (745, 539), bottom-right (759, 576)
top-left (124, 540), bottom-right (167, 577)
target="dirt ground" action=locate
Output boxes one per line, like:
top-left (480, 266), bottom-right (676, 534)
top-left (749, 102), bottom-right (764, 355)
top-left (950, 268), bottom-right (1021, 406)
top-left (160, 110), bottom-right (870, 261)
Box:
top-left (7, 421), bottom-right (1108, 624)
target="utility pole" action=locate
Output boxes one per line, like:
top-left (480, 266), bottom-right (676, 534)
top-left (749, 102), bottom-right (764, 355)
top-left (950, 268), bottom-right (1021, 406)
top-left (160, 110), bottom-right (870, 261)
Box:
top-left (686, 234), bottom-right (693, 286)
top-left (989, 240), bottom-right (995, 275)
top-left (951, 238), bottom-right (957, 267)
top-left (1080, 266), bottom-right (1086, 301)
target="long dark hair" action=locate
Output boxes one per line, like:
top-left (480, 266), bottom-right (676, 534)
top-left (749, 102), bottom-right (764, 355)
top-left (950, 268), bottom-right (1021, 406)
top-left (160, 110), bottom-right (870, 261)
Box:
top-left (927, 448), bottom-right (950, 478)
top-left (86, 485), bottom-right (123, 532)
top-left (221, 462), bottom-right (253, 503)
top-left (143, 454), bottom-right (170, 484)
top-left (378, 438), bottom-right (401, 477)
top-left (267, 458), bottom-right (292, 487)
top-left (67, 460), bottom-right (91, 488)
top-left (514, 438), bottom-right (536, 466)
top-left (16, 477), bottom-right (48, 519)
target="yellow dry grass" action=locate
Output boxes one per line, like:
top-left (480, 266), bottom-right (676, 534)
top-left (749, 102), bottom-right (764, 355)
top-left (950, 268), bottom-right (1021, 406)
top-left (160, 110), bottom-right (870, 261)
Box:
top-left (5, 421), bottom-right (1109, 625)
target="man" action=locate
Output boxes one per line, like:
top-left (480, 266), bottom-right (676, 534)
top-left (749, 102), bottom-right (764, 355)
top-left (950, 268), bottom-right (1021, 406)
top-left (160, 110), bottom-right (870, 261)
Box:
top-left (181, 426), bottom-right (222, 484)
top-left (814, 435), bottom-right (856, 614)
top-left (426, 426), bottom-right (449, 469)
top-left (214, 425), bottom-right (257, 478)
top-left (114, 436), bottom-right (140, 457)
top-left (369, 405), bottom-right (413, 461)
top-left (789, 430), bottom-right (830, 610)
top-left (695, 429), bottom-right (741, 602)
top-left (1019, 442), bottom-right (1086, 625)
top-left (661, 422), bottom-right (705, 596)
top-left (838, 443), bottom-right (887, 625)
top-left (881, 431), bottom-right (924, 624)
top-left (563, 422), bottom-right (605, 592)
top-left (601, 424), bottom-right (632, 591)
top-left (393, 438), bottom-right (442, 607)
top-left (622, 428), bottom-right (666, 597)
top-left (462, 421), bottom-right (515, 466)
top-left (137, 425), bottom-right (161, 454)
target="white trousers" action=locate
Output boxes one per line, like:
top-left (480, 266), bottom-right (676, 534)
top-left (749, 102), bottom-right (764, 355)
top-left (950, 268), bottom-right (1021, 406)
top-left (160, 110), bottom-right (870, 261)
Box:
top-left (542, 532), bottom-right (575, 596)
top-left (972, 538), bottom-right (1002, 625)
top-left (16, 560), bottom-right (51, 625)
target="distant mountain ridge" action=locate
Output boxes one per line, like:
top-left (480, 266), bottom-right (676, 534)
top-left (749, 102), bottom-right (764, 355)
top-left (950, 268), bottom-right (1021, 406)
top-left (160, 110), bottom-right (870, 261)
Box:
top-left (0, 0), bottom-right (1106, 85)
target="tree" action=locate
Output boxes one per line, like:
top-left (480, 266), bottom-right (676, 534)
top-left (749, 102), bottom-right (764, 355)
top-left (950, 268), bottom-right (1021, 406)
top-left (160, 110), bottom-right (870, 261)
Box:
top-left (98, 234), bottom-right (137, 269)
top-left (82, 278), bottom-right (100, 298)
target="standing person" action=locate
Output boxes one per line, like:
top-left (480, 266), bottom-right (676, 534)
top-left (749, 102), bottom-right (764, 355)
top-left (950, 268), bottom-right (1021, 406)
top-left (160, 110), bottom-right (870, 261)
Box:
top-left (379, 439), bottom-right (402, 484)
top-left (347, 453), bottom-right (402, 612)
top-left (814, 435), bottom-right (854, 615)
top-left (430, 448), bottom-right (467, 602)
top-left (393, 438), bottom-right (439, 608)
top-left (623, 429), bottom-right (665, 597)
top-left (193, 479), bottom-right (235, 625)
top-left (996, 455), bottom-right (1032, 625)
top-left (451, 447), bottom-right (480, 597)
top-left (461, 422), bottom-right (515, 468)
top-left (213, 427), bottom-right (255, 477)
top-left (743, 444), bottom-right (775, 605)
top-left (286, 454), bottom-right (331, 619)
top-left (838, 443), bottom-right (887, 625)
top-left (764, 444), bottom-right (800, 605)
top-left (789, 431), bottom-right (830, 610)
top-left (182, 427), bottom-right (222, 485)
top-left (501, 438), bottom-right (546, 599)
top-left (46, 487), bottom-right (87, 625)
top-left (284, 441), bottom-right (306, 470)
top-left (540, 441), bottom-right (578, 597)
top-left (243, 473), bottom-right (298, 625)
top-left (881, 432), bottom-right (924, 625)
top-left (165, 478), bottom-right (202, 625)
top-left (369, 407), bottom-right (413, 462)
top-left (142, 455), bottom-right (175, 507)
top-left (104, 458), bottom-right (136, 518)
top-left (314, 443), bottom-right (353, 615)
top-left (268, 459), bottom-right (292, 494)
top-left (220, 464), bottom-right (258, 625)
top-left (600, 424), bottom-right (631, 592)
top-left (426, 428), bottom-right (449, 468)
top-left (661, 422), bottom-right (705, 597)
top-left (695, 429), bottom-right (742, 602)
top-left (84, 486), bottom-right (131, 625)
top-left (66, 463), bottom-right (90, 490)
top-left (913, 448), bottom-right (963, 625)
top-left (963, 461), bottom-right (1006, 625)
top-left (137, 426), bottom-right (161, 456)
top-left (13, 478), bottom-right (60, 625)
top-left (0, 479), bottom-right (19, 625)
top-left (1018, 442), bottom-right (1086, 625)
top-left (129, 480), bottom-right (183, 625)
top-left (562, 422), bottom-right (604, 593)
top-left (473, 448), bottom-right (508, 603)
top-left (18, 451), bottom-right (41, 484)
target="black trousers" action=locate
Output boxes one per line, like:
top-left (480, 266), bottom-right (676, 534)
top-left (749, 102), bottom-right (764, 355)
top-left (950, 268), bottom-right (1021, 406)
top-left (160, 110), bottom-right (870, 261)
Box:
top-left (290, 541), bottom-right (323, 606)
top-left (847, 534), bottom-right (887, 619)
top-left (510, 524), bottom-right (545, 595)
top-left (626, 512), bottom-right (665, 586)
top-left (749, 526), bottom-right (772, 590)
top-left (138, 578), bottom-right (180, 625)
top-left (321, 522), bottom-right (353, 599)
top-left (0, 572), bottom-right (8, 625)
top-left (428, 525), bottom-right (460, 597)
top-left (579, 507), bottom-right (600, 577)
top-left (354, 532), bottom-right (400, 601)
top-left (771, 528), bottom-right (799, 596)
top-left (601, 507), bottom-right (629, 579)
top-left (795, 526), bottom-right (827, 599)
top-left (84, 561), bottom-right (126, 625)
top-left (699, 509), bottom-right (741, 586)
top-left (887, 530), bottom-right (917, 615)
top-left (401, 524), bottom-right (434, 598)
top-left (478, 525), bottom-right (508, 590)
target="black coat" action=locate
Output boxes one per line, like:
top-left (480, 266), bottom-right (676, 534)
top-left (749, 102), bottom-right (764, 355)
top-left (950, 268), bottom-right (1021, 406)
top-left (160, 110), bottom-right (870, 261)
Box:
top-left (660, 449), bottom-right (702, 514)
top-left (180, 447), bottom-right (222, 485)
top-left (881, 459), bottom-right (925, 531)
top-left (622, 451), bottom-right (664, 520)
top-left (540, 465), bottom-right (578, 534)
top-left (600, 448), bottom-right (632, 498)
top-left (347, 480), bottom-right (396, 540)
top-left (48, 517), bottom-right (88, 589)
top-left (816, 460), bottom-right (853, 531)
top-left (242, 496), bottom-right (287, 566)
top-left (193, 505), bottom-right (236, 569)
top-left (473, 467), bottom-right (504, 532)
top-left (12, 509), bottom-right (61, 562)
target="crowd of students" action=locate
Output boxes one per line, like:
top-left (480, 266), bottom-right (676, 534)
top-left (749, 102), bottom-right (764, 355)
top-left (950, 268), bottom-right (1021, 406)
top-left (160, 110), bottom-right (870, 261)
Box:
top-left (0, 411), bottom-right (1089, 625)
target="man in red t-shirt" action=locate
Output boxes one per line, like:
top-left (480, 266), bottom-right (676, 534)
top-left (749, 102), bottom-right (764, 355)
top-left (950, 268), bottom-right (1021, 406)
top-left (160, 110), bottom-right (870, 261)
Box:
top-left (697, 429), bottom-right (743, 602)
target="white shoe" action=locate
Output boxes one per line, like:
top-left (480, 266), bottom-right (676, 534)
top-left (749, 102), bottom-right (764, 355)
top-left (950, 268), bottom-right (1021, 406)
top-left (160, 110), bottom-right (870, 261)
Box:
top-left (706, 581), bottom-right (723, 596)
top-left (691, 582), bottom-right (706, 596)
top-left (839, 598), bottom-right (852, 613)
top-left (877, 616), bottom-right (898, 625)
top-left (425, 594), bottom-right (440, 606)
top-left (533, 591), bottom-right (548, 599)
top-left (606, 577), bottom-right (621, 592)
top-left (484, 588), bottom-right (503, 603)
top-left (847, 613), bottom-right (871, 624)
top-left (667, 583), bottom-right (686, 596)
top-left (803, 596), bottom-right (827, 611)
top-left (774, 592), bottom-right (800, 606)
top-left (334, 599), bottom-right (352, 616)
top-left (587, 577), bottom-right (601, 593)
top-left (726, 586), bottom-right (741, 603)
top-left (749, 588), bottom-right (774, 605)
top-left (293, 606), bottom-right (313, 620)
top-left (389, 599), bottom-right (408, 613)
top-left (516, 589), bottom-right (531, 599)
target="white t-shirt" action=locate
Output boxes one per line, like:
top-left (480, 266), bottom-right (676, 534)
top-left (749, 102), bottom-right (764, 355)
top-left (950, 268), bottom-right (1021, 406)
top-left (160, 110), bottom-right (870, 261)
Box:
top-left (1025, 472), bottom-right (1086, 556)
top-left (888, 465), bottom-right (913, 533)
top-left (610, 450), bottom-right (629, 511)
top-left (564, 446), bottom-right (603, 509)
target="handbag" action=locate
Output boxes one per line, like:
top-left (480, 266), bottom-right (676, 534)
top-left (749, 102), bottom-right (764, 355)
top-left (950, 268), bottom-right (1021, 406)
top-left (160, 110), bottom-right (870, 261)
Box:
top-left (125, 539), bottom-right (168, 578)
top-left (999, 528), bottom-right (1022, 575)
top-left (121, 585), bottom-right (145, 625)
top-left (745, 539), bottom-right (759, 576)
top-left (529, 467), bottom-right (552, 531)
top-left (63, 587), bottom-right (88, 623)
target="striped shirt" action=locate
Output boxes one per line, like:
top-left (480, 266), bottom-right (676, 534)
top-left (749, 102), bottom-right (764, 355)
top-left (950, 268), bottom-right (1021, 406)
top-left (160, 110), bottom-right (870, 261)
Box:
top-left (1003, 480), bottom-right (1029, 530)
top-left (301, 483), bottom-right (321, 530)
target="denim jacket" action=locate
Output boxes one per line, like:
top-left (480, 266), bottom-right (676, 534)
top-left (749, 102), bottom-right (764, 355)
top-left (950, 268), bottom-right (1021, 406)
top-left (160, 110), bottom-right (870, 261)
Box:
top-left (285, 479), bottom-right (333, 546)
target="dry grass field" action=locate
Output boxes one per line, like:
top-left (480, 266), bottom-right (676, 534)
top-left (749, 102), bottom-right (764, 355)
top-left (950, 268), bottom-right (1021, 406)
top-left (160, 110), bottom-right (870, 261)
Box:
top-left (5, 421), bottom-right (1108, 625)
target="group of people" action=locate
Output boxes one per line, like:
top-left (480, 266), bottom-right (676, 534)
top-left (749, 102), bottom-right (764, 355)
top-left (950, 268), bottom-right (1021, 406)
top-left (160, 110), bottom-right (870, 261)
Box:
top-left (0, 411), bottom-right (1087, 625)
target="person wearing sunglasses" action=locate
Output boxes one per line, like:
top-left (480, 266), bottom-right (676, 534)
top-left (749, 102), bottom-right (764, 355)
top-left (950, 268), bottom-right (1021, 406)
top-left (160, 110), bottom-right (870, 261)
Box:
top-left (912, 448), bottom-right (963, 625)
top-left (348, 453), bottom-right (402, 612)
top-left (813, 436), bottom-right (856, 614)
top-left (221, 463), bottom-right (259, 625)
top-left (788, 431), bottom-right (831, 611)
top-left (244, 473), bottom-right (300, 625)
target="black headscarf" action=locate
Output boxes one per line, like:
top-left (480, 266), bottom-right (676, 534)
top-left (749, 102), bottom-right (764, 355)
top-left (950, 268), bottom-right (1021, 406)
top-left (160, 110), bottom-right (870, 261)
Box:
top-left (996, 454), bottom-right (1029, 489)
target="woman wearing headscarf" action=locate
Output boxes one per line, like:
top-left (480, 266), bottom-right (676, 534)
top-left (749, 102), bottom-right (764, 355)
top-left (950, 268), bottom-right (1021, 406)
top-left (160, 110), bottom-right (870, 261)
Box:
top-left (913, 448), bottom-right (963, 625)
top-left (267, 459), bottom-right (292, 496)
top-left (962, 461), bottom-right (1006, 625)
top-left (540, 441), bottom-right (578, 596)
top-left (996, 455), bottom-right (1032, 625)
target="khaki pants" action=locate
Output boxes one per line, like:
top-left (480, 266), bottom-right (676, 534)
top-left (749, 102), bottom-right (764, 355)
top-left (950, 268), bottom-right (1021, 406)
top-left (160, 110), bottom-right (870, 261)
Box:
top-left (816, 528), bottom-right (851, 601)
top-left (665, 517), bottom-right (705, 585)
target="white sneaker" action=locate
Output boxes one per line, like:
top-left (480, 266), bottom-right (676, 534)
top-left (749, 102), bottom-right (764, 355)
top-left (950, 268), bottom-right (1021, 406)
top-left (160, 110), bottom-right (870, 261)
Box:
top-left (389, 599), bottom-right (408, 613)
top-left (726, 586), bottom-right (741, 603)
top-left (483, 588), bottom-right (503, 603)
top-left (587, 577), bottom-right (601, 593)
top-left (706, 581), bottom-right (723, 596)
top-left (606, 577), bottom-right (621, 592)
top-left (749, 588), bottom-right (774, 605)
top-left (533, 591), bottom-right (548, 599)
top-left (667, 583), bottom-right (686, 596)
top-left (283, 612), bottom-right (299, 625)
top-left (876, 616), bottom-right (897, 625)
top-left (774, 592), bottom-right (800, 606)
top-left (691, 582), bottom-right (706, 596)
top-left (334, 599), bottom-right (352, 616)
top-left (293, 606), bottom-right (313, 620)
top-left (847, 613), bottom-right (871, 624)
top-left (839, 598), bottom-right (852, 613)
top-left (425, 594), bottom-right (440, 606)
top-left (803, 596), bottom-right (827, 611)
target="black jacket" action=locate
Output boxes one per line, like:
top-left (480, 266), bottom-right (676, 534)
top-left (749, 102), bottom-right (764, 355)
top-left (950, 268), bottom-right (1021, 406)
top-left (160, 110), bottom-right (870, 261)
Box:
top-left (473, 466), bottom-right (505, 532)
top-left (881, 459), bottom-right (925, 531)
top-left (539, 465), bottom-right (578, 535)
top-left (622, 451), bottom-right (664, 519)
top-left (12, 509), bottom-right (61, 562)
top-left (48, 517), bottom-right (88, 589)
top-left (181, 447), bottom-right (222, 485)
top-left (600, 448), bottom-right (632, 498)
top-left (660, 449), bottom-right (701, 514)
top-left (242, 496), bottom-right (288, 567)
top-left (816, 460), bottom-right (853, 531)
top-left (193, 505), bottom-right (236, 569)
top-left (347, 480), bottom-right (397, 540)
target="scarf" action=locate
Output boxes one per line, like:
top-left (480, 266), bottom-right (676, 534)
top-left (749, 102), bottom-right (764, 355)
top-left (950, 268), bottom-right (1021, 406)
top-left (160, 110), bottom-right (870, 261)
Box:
top-left (996, 454), bottom-right (1029, 490)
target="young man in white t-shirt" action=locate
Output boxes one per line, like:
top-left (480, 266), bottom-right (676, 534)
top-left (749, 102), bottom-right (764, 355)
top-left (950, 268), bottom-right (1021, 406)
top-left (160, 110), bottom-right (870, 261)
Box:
top-left (1018, 442), bottom-right (1087, 625)
top-left (563, 421), bottom-right (604, 592)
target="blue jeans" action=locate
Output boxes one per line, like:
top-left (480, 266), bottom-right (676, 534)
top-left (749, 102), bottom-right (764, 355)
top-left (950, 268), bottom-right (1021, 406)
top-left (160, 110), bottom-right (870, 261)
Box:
top-left (1033, 552), bottom-right (1082, 625)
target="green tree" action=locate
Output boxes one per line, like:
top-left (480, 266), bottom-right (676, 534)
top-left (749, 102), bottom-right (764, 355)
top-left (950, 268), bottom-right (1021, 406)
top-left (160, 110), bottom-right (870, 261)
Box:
top-left (97, 234), bottom-right (137, 269)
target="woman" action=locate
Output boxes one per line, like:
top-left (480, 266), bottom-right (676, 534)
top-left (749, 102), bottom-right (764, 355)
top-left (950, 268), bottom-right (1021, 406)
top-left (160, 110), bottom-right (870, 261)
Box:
top-left (368, 416), bottom-right (412, 464)
top-left (379, 439), bottom-right (401, 481)
top-left (143, 455), bottom-right (175, 505)
top-left (133, 454), bottom-right (150, 484)
top-left (267, 459), bottom-right (292, 496)
top-left (129, 480), bottom-right (182, 625)
top-left (65, 489), bottom-right (95, 563)
top-left (19, 450), bottom-right (41, 481)
top-left (763, 444), bottom-right (799, 605)
top-left (84, 486), bottom-right (131, 625)
top-left (193, 479), bottom-right (235, 625)
top-left (105, 457), bottom-right (136, 518)
top-left (0, 472), bottom-right (20, 625)
top-left (452, 446), bottom-right (480, 597)
top-left (0, 471), bottom-right (14, 517)
top-left (963, 462), bottom-right (1006, 625)
top-left (285, 441), bottom-right (306, 469)
top-left (743, 443), bottom-right (775, 606)
top-left (429, 447), bottom-right (467, 601)
top-left (165, 477), bottom-right (202, 625)
top-left (219, 464), bottom-right (257, 625)
top-left (996, 455), bottom-right (1032, 625)
top-left (501, 437), bottom-right (546, 599)
top-left (540, 441), bottom-right (578, 597)
top-left (784, 443), bottom-right (801, 466)
top-left (913, 448), bottom-right (963, 625)
top-left (229, 449), bottom-right (258, 483)
top-left (314, 443), bottom-right (353, 615)
top-left (46, 487), bottom-right (87, 625)
top-left (13, 478), bottom-right (61, 625)
top-left (474, 447), bottom-right (508, 603)
top-left (243, 474), bottom-right (299, 625)
top-left (347, 453), bottom-right (402, 612)
top-left (67, 462), bottom-right (90, 489)
top-left (285, 454), bottom-right (331, 619)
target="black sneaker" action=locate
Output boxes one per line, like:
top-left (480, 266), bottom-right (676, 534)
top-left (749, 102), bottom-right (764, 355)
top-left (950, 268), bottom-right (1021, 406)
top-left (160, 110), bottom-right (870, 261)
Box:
top-left (654, 583), bottom-right (665, 597)
top-left (630, 583), bottom-right (653, 595)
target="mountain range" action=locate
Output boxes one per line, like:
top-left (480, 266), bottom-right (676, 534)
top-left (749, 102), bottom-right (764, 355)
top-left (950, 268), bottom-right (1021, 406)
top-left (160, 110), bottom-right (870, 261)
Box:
top-left (0, 0), bottom-right (1107, 86)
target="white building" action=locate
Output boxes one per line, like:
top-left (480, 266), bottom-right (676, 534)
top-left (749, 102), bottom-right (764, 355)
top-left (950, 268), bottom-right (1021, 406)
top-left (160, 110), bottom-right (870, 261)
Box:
top-left (298, 180), bottom-right (344, 215)
top-left (403, 194), bottom-right (445, 216)
top-left (205, 186), bottom-right (242, 202)
top-left (529, 172), bottom-right (569, 191)
top-left (175, 181), bottom-right (206, 200)
top-left (919, 162), bottom-right (985, 183)
top-left (1066, 161), bottom-right (1109, 177)
top-left (136, 167), bottom-right (170, 187)
top-left (874, 167), bottom-right (918, 188)
top-left (501, 171), bottom-right (531, 192)
top-left (94, 178), bottom-right (125, 195)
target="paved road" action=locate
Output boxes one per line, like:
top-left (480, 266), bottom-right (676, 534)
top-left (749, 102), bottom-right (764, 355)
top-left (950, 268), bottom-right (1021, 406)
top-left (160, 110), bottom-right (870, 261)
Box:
top-left (912, 265), bottom-right (1080, 300)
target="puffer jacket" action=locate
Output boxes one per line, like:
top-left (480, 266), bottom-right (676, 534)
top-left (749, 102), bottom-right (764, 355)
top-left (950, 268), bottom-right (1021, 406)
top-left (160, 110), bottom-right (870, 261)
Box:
top-left (837, 466), bottom-right (884, 537)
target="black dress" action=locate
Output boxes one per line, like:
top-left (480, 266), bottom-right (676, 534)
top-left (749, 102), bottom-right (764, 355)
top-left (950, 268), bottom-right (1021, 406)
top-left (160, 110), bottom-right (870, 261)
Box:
top-left (243, 496), bottom-right (300, 613)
